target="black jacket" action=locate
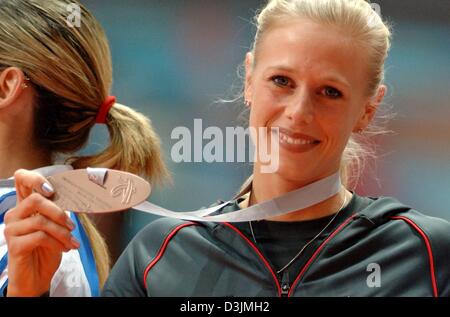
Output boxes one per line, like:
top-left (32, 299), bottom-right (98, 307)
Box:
top-left (103, 195), bottom-right (450, 297)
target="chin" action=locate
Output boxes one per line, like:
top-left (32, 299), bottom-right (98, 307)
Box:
top-left (270, 158), bottom-right (319, 183)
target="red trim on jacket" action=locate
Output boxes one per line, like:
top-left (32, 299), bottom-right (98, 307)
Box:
top-left (143, 222), bottom-right (198, 291)
top-left (223, 222), bottom-right (282, 297)
top-left (390, 216), bottom-right (439, 297)
top-left (288, 215), bottom-right (357, 297)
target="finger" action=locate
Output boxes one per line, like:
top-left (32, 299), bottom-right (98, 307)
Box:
top-left (7, 231), bottom-right (71, 256)
top-left (14, 169), bottom-right (54, 202)
top-left (4, 214), bottom-right (80, 250)
top-left (4, 193), bottom-right (74, 230)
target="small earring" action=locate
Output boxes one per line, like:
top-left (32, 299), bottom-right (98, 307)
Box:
top-left (244, 100), bottom-right (252, 107)
top-left (356, 129), bottom-right (364, 134)
top-left (22, 76), bottom-right (30, 89)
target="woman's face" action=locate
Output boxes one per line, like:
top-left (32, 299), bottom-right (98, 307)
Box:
top-left (245, 18), bottom-right (384, 184)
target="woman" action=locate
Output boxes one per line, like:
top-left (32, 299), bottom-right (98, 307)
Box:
top-left (0, 0), bottom-right (167, 296)
top-left (9, 0), bottom-right (449, 297)
top-left (101, 0), bottom-right (449, 297)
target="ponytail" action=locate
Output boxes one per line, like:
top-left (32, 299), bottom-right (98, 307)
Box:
top-left (0, 0), bottom-right (169, 289)
top-left (69, 102), bottom-right (169, 284)
top-left (70, 103), bottom-right (169, 184)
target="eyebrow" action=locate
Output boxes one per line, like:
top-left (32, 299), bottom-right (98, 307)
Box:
top-left (322, 74), bottom-right (351, 89)
top-left (265, 65), bottom-right (351, 89)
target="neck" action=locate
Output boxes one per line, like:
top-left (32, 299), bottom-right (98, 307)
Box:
top-left (0, 125), bottom-right (52, 179)
top-left (248, 171), bottom-right (351, 222)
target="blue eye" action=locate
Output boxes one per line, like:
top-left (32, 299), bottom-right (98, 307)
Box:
top-left (323, 86), bottom-right (342, 99)
top-left (271, 76), bottom-right (291, 87)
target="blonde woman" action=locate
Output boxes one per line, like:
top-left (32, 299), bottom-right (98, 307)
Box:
top-left (0, 0), bottom-right (167, 296)
top-left (100, 0), bottom-right (450, 296)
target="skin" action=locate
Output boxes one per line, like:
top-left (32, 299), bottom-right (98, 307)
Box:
top-left (0, 68), bottom-right (79, 297)
top-left (1, 17), bottom-right (388, 295)
top-left (0, 68), bottom-right (51, 178)
top-left (243, 18), bottom-right (386, 221)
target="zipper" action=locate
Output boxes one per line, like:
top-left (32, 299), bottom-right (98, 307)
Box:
top-left (287, 215), bottom-right (357, 296)
top-left (280, 271), bottom-right (290, 297)
top-left (281, 283), bottom-right (290, 297)
top-left (222, 222), bottom-right (282, 296)
top-left (224, 216), bottom-right (357, 297)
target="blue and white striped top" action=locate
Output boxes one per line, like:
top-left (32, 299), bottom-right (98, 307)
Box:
top-left (0, 165), bottom-right (99, 297)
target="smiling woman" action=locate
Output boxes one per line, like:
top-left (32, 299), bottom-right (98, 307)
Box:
top-left (101, 0), bottom-right (450, 297)
top-left (246, 14), bottom-right (388, 197)
top-left (244, 17), bottom-right (386, 220)
top-left (5, 0), bottom-right (447, 297)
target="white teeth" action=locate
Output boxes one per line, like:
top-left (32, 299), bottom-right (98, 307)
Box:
top-left (279, 133), bottom-right (316, 145)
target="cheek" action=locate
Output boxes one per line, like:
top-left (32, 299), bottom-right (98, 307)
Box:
top-left (319, 112), bottom-right (354, 149)
top-left (249, 88), bottom-right (283, 128)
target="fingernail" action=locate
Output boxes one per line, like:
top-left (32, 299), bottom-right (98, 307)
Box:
top-left (41, 182), bottom-right (54, 194)
top-left (66, 218), bottom-right (75, 230)
top-left (71, 237), bottom-right (80, 249)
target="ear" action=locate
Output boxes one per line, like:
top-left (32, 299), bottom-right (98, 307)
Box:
top-left (353, 85), bottom-right (386, 133)
top-left (0, 67), bottom-right (27, 110)
top-left (244, 52), bottom-right (254, 107)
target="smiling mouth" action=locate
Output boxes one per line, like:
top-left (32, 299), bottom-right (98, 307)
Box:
top-left (274, 128), bottom-right (321, 152)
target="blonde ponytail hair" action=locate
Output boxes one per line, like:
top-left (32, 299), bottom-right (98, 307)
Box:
top-left (0, 0), bottom-right (169, 287)
top-left (250, 0), bottom-right (393, 187)
top-left (70, 103), bottom-right (168, 183)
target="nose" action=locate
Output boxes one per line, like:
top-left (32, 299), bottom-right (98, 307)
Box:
top-left (285, 86), bottom-right (314, 125)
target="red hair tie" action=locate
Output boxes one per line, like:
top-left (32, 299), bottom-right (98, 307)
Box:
top-left (95, 96), bottom-right (116, 124)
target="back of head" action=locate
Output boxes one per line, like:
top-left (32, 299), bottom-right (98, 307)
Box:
top-left (0, 0), bottom-right (169, 287)
top-left (0, 0), bottom-right (169, 183)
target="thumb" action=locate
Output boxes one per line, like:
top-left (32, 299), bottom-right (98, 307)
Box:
top-left (14, 169), bottom-right (55, 202)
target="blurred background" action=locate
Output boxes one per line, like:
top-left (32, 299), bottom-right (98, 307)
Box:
top-left (79, 0), bottom-right (450, 250)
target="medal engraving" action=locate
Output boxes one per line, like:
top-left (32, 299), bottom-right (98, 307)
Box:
top-left (47, 169), bottom-right (151, 213)
top-left (111, 177), bottom-right (136, 204)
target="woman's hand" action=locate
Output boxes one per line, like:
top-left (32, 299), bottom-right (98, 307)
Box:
top-left (3, 169), bottom-right (80, 297)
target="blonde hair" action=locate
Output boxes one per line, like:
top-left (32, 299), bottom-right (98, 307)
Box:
top-left (249, 0), bottom-right (393, 187)
top-left (0, 0), bottom-right (169, 288)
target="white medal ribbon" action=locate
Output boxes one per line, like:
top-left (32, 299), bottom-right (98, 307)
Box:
top-left (34, 165), bottom-right (74, 177)
top-left (132, 172), bottom-right (342, 222)
top-left (0, 167), bottom-right (342, 223)
top-left (86, 167), bottom-right (108, 187)
top-left (0, 165), bottom-right (73, 189)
